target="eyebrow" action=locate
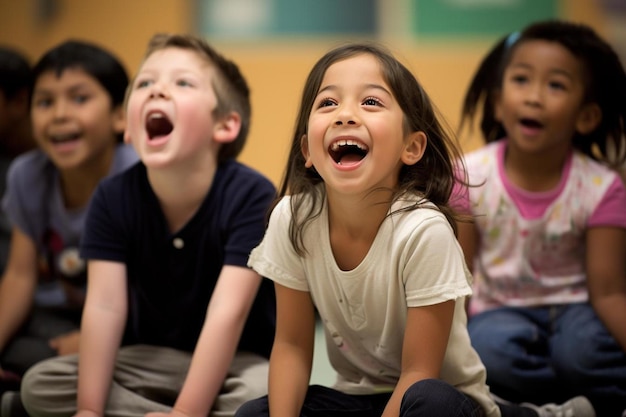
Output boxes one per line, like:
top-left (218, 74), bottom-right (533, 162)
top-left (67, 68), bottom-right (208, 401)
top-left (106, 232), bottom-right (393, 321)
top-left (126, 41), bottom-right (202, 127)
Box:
top-left (317, 83), bottom-right (392, 96)
top-left (33, 82), bottom-right (93, 95)
top-left (510, 63), bottom-right (574, 80)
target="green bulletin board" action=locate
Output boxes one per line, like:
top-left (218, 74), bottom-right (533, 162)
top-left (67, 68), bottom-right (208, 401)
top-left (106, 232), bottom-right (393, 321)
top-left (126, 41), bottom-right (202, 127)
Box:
top-left (198, 0), bottom-right (377, 38)
top-left (412, 0), bottom-right (557, 37)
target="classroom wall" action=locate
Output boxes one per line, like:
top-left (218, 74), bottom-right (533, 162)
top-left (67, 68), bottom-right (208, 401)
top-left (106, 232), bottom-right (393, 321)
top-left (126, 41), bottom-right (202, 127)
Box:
top-left (0, 0), bottom-right (612, 185)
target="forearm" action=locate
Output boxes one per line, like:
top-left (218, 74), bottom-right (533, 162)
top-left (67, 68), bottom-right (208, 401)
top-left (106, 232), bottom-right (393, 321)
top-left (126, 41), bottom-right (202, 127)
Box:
top-left (174, 318), bottom-right (242, 417)
top-left (0, 275), bottom-right (35, 350)
top-left (76, 304), bottom-right (126, 415)
top-left (267, 340), bottom-right (312, 417)
top-left (592, 291), bottom-right (626, 352)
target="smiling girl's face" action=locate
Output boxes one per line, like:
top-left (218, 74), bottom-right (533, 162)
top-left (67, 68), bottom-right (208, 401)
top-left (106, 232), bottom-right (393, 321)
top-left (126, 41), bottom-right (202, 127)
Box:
top-left (302, 53), bottom-right (425, 196)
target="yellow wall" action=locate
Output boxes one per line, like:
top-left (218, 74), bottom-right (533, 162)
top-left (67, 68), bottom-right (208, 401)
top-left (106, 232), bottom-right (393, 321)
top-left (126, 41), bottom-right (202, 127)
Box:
top-left (0, 0), bottom-right (609, 185)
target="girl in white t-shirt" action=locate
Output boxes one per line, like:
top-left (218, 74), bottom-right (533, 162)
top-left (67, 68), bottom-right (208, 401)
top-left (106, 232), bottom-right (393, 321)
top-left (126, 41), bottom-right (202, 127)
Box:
top-left (236, 43), bottom-right (588, 417)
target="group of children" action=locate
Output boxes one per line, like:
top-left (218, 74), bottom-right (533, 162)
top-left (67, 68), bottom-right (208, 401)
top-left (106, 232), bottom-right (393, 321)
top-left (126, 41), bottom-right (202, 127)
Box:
top-left (0, 17), bottom-right (623, 417)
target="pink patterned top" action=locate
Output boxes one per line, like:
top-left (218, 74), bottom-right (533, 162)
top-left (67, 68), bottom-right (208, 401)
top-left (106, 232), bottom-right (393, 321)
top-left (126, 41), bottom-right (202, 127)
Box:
top-left (454, 140), bottom-right (626, 315)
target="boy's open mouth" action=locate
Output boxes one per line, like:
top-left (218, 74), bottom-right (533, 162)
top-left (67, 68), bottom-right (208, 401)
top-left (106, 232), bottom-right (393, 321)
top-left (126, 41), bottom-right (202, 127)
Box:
top-left (146, 113), bottom-right (174, 139)
top-left (50, 132), bottom-right (81, 143)
top-left (329, 139), bottom-right (368, 165)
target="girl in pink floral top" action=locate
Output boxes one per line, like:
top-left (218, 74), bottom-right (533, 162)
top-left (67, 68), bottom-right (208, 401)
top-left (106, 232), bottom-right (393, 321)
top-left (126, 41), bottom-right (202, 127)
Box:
top-left (455, 20), bottom-right (626, 417)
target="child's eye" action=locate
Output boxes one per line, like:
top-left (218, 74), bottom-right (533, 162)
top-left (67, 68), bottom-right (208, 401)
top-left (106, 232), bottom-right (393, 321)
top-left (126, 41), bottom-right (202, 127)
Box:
top-left (511, 74), bottom-right (528, 84)
top-left (135, 79), bottom-right (152, 89)
top-left (72, 94), bottom-right (89, 104)
top-left (318, 98), bottom-right (337, 108)
top-left (548, 80), bottom-right (566, 91)
top-left (176, 79), bottom-right (192, 87)
top-left (33, 97), bottom-right (52, 108)
top-left (363, 97), bottom-right (382, 106)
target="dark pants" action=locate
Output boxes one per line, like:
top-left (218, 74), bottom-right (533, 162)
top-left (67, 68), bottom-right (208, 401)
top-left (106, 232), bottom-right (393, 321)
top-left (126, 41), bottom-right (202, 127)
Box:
top-left (236, 379), bottom-right (487, 417)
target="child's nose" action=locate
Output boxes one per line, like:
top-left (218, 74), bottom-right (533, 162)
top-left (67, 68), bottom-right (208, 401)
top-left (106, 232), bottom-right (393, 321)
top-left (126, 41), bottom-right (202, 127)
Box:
top-left (334, 107), bottom-right (359, 126)
top-left (524, 84), bottom-right (543, 105)
top-left (53, 100), bottom-right (68, 119)
top-left (334, 119), bottom-right (357, 126)
top-left (149, 82), bottom-right (168, 98)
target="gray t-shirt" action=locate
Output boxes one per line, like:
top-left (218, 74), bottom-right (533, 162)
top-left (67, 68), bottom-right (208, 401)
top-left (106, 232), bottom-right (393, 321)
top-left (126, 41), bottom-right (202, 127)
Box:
top-left (1, 144), bottom-right (138, 307)
top-left (0, 155), bottom-right (13, 274)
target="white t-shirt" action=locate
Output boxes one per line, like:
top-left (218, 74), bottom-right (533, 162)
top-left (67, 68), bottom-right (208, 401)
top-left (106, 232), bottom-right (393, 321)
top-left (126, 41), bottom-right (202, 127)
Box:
top-left (249, 192), bottom-right (500, 417)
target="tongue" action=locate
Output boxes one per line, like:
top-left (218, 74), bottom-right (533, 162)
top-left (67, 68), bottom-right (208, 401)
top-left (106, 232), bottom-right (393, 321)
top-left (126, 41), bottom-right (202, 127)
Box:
top-left (339, 154), bottom-right (363, 165)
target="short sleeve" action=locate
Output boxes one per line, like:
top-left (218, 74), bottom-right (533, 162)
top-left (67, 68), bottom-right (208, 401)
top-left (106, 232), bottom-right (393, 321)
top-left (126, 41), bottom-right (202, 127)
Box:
top-left (588, 175), bottom-right (626, 228)
top-left (247, 197), bottom-right (310, 292)
top-left (80, 180), bottom-right (128, 262)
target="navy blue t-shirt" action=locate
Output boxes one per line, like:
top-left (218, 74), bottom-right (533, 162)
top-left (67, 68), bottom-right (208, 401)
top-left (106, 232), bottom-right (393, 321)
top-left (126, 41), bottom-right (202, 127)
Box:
top-left (81, 160), bottom-right (276, 357)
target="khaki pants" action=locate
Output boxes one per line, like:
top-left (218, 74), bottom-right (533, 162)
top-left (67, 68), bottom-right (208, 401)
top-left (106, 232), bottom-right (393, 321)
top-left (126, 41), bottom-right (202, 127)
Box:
top-left (20, 345), bottom-right (268, 417)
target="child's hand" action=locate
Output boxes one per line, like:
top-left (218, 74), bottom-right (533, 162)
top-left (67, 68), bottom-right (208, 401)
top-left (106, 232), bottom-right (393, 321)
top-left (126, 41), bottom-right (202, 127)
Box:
top-left (49, 330), bottom-right (80, 356)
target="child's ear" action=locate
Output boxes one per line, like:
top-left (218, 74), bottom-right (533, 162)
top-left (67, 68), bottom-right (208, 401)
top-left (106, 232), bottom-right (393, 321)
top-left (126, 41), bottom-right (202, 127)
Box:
top-left (576, 103), bottom-right (602, 135)
top-left (401, 131), bottom-right (427, 166)
top-left (213, 111), bottom-right (241, 144)
top-left (112, 105), bottom-right (125, 133)
top-left (300, 134), bottom-right (313, 168)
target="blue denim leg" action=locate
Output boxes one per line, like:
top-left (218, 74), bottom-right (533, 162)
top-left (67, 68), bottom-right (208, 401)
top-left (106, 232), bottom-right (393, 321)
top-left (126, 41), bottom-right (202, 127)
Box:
top-left (400, 379), bottom-right (483, 417)
top-left (468, 307), bottom-right (564, 404)
top-left (552, 303), bottom-right (626, 416)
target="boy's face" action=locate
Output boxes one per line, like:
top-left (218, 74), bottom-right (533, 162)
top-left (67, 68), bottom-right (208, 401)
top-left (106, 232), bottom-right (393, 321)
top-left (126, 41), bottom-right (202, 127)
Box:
top-left (31, 68), bottom-right (124, 172)
top-left (125, 47), bottom-right (220, 169)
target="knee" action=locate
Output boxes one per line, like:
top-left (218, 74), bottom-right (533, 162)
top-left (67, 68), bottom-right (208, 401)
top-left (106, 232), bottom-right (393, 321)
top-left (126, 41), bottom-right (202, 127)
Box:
top-left (21, 355), bottom-right (78, 416)
top-left (401, 379), bottom-right (477, 416)
top-left (20, 360), bottom-right (50, 398)
top-left (552, 325), bottom-right (615, 381)
top-left (234, 397), bottom-right (268, 417)
top-left (20, 361), bottom-right (49, 416)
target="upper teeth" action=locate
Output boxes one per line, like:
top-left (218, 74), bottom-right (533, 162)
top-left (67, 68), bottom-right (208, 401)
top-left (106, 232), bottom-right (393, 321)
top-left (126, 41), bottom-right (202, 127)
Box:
top-left (331, 139), bottom-right (365, 151)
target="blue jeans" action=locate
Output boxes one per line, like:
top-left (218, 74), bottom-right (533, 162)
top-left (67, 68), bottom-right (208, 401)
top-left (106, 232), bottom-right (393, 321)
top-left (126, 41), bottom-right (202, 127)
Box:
top-left (469, 303), bottom-right (626, 416)
top-left (235, 379), bottom-right (484, 417)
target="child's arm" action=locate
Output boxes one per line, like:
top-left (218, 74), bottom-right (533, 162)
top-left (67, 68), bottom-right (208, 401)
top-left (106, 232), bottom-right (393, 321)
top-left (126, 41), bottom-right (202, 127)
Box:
top-left (164, 265), bottom-right (264, 417)
top-left (267, 283), bottom-right (315, 417)
top-left (0, 227), bottom-right (38, 374)
top-left (75, 260), bottom-right (127, 417)
top-left (381, 300), bottom-right (455, 417)
top-left (585, 226), bottom-right (626, 351)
